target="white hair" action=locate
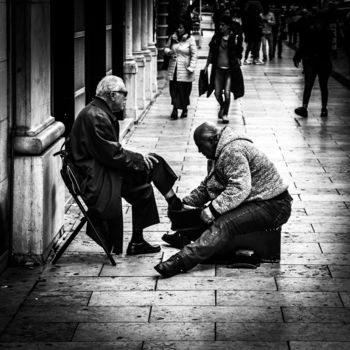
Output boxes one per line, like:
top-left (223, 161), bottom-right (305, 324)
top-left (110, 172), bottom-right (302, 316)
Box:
top-left (96, 75), bottom-right (124, 97)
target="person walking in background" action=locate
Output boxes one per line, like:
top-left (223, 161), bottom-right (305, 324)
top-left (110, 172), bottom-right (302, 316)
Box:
top-left (293, 10), bottom-right (333, 118)
top-left (261, 4), bottom-right (276, 62)
top-left (204, 15), bottom-right (244, 124)
top-left (273, 5), bottom-right (287, 59)
top-left (164, 19), bottom-right (198, 120)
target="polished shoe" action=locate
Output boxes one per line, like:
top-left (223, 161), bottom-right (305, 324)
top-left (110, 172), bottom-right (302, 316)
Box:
top-left (180, 109), bottom-right (188, 118)
top-left (162, 232), bottom-right (191, 249)
top-left (320, 107), bottom-right (328, 118)
top-left (294, 106), bottom-right (308, 118)
top-left (170, 108), bottom-right (178, 120)
top-left (127, 240), bottom-right (161, 255)
top-left (154, 253), bottom-right (185, 278)
top-left (167, 195), bottom-right (183, 211)
top-left (222, 115), bottom-right (229, 124)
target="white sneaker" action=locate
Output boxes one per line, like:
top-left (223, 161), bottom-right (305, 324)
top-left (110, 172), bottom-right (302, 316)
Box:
top-left (243, 59), bottom-right (251, 65)
top-left (253, 59), bottom-right (264, 65)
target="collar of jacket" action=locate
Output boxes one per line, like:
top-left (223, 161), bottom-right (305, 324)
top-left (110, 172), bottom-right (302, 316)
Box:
top-left (91, 96), bottom-right (117, 123)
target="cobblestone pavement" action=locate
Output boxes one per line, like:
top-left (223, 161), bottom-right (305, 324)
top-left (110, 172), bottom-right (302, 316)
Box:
top-left (1, 37), bottom-right (350, 349)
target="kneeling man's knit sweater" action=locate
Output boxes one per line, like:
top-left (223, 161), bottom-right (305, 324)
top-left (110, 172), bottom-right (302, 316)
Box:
top-left (183, 127), bottom-right (289, 216)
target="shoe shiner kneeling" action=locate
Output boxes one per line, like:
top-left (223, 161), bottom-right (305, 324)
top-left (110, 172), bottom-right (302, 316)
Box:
top-left (154, 122), bottom-right (293, 278)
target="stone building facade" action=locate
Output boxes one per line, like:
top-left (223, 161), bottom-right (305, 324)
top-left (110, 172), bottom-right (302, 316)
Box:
top-left (0, 0), bottom-right (160, 272)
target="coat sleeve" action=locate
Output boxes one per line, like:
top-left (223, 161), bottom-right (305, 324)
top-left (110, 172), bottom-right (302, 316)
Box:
top-left (187, 37), bottom-right (198, 72)
top-left (85, 112), bottom-right (145, 172)
top-left (164, 36), bottom-right (173, 56)
top-left (211, 149), bottom-right (252, 214)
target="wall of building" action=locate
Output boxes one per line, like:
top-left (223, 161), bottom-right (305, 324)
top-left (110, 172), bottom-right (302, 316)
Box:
top-left (0, 0), bottom-right (10, 271)
top-left (0, 0), bottom-right (159, 271)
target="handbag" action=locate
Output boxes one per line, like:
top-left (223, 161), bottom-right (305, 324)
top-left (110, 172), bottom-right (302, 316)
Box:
top-left (198, 69), bottom-right (208, 96)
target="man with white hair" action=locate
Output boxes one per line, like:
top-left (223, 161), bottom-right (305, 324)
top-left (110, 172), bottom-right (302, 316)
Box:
top-left (66, 75), bottom-right (182, 255)
top-left (155, 122), bottom-right (293, 277)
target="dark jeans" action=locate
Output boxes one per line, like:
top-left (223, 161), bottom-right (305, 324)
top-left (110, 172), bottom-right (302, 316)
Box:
top-left (302, 57), bottom-right (332, 108)
top-left (244, 38), bottom-right (261, 60)
top-left (179, 190), bottom-right (293, 270)
top-left (214, 68), bottom-right (231, 115)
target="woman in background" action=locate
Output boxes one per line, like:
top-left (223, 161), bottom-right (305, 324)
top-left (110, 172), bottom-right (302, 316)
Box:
top-left (164, 19), bottom-right (198, 120)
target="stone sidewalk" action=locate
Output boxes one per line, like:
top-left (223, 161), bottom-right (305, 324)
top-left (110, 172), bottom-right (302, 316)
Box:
top-left (1, 41), bottom-right (350, 349)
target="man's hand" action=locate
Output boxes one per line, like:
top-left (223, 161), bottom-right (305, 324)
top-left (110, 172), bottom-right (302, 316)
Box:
top-left (143, 153), bottom-right (159, 171)
top-left (200, 206), bottom-right (215, 224)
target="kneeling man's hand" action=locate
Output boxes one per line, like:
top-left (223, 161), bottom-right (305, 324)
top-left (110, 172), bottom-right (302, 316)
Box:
top-left (200, 207), bottom-right (215, 224)
top-left (143, 154), bottom-right (159, 170)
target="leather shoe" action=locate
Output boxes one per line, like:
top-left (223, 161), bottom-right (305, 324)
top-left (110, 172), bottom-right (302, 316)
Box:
top-left (126, 241), bottom-right (161, 255)
top-left (162, 232), bottom-right (190, 249)
top-left (154, 253), bottom-right (185, 278)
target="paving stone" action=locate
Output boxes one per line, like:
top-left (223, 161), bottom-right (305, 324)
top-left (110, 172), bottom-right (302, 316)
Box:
top-left (156, 276), bottom-right (276, 291)
top-left (289, 342), bottom-right (350, 350)
top-left (100, 256), bottom-right (162, 276)
top-left (282, 306), bottom-right (350, 323)
top-left (0, 322), bottom-right (77, 342)
top-left (33, 277), bottom-right (156, 292)
top-left (319, 243), bottom-right (350, 254)
top-left (89, 290), bottom-right (215, 306)
top-left (150, 306), bottom-right (282, 323)
top-left (216, 264), bottom-right (330, 278)
top-left (276, 277), bottom-right (350, 292)
top-left (340, 292), bottom-right (350, 307)
top-left (217, 291), bottom-right (342, 307)
top-left (73, 322), bottom-right (214, 341)
top-left (24, 291), bottom-right (91, 306)
top-left (216, 322), bottom-right (350, 341)
top-left (143, 341), bottom-right (288, 350)
top-left (0, 342), bottom-right (142, 349)
top-left (13, 305), bottom-right (149, 323)
top-left (328, 266), bottom-right (350, 278)
top-left (280, 253), bottom-right (350, 265)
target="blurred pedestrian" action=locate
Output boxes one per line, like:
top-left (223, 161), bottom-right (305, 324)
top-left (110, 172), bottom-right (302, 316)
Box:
top-left (204, 14), bottom-right (244, 124)
top-left (164, 19), bottom-right (198, 120)
top-left (293, 10), bottom-right (333, 118)
top-left (242, 1), bottom-right (264, 64)
top-left (260, 4), bottom-right (276, 62)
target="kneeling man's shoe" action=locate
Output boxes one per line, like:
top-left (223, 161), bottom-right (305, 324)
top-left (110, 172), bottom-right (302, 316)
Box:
top-left (154, 253), bottom-right (186, 278)
top-left (127, 240), bottom-right (161, 255)
top-left (162, 232), bottom-right (191, 249)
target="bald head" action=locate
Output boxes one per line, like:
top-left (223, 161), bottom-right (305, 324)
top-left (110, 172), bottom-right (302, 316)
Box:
top-left (193, 123), bottom-right (221, 160)
top-left (194, 122), bottom-right (221, 144)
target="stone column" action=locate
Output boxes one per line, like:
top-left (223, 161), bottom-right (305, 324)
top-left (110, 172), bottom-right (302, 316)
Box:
top-left (124, 0), bottom-right (138, 119)
top-left (141, 0), bottom-right (152, 101)
top-left (132, 0), bottom-right (146, 113)
top-left (148, 0), bottom-right (158, 95)
top-left (12, 0), bottom-right (65, 264)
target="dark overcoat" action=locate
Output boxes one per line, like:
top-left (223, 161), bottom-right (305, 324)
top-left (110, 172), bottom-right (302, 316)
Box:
top-left (207, 27), bottom-right (245, 100)
top-left (66, 97), bottom-right (145, 219)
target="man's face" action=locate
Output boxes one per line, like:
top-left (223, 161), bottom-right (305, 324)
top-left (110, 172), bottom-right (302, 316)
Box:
top-left (219, 22), bottom-right (229, 33)
top-left (110, 85), bottom-right (128, 112)
top-left (196, 137), bottom-right (217, 160)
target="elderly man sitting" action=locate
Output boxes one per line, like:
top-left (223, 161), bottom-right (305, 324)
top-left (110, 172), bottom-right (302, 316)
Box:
top-left (66, 75), bottom-right (182, 256)
top-left (155, 122), bottom-right (292, 277)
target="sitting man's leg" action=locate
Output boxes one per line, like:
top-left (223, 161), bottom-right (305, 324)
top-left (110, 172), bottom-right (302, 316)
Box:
top-left (155, 191), bottom-right (292, 277)
top-left (122, 153), bottom-right (181, 255)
